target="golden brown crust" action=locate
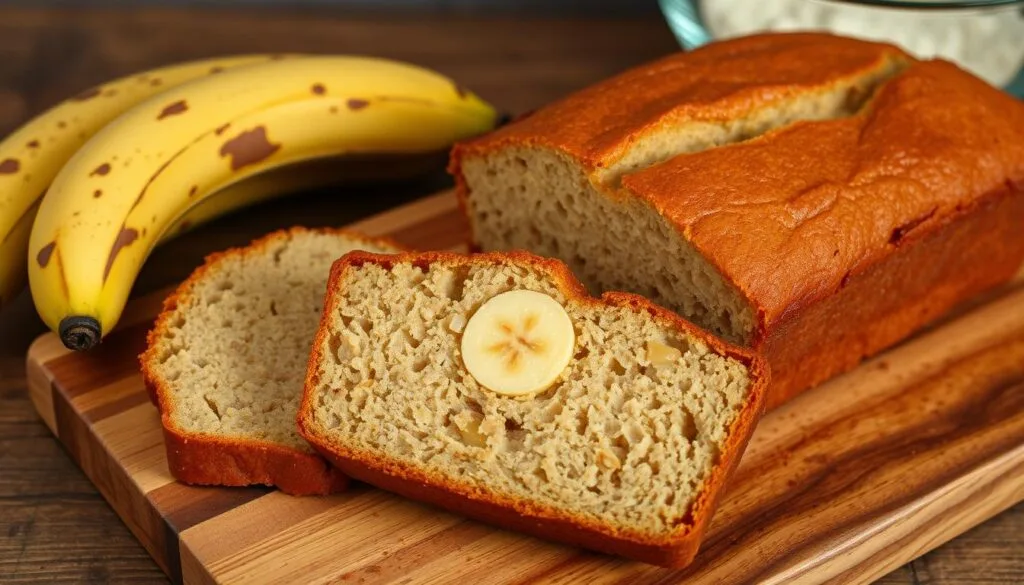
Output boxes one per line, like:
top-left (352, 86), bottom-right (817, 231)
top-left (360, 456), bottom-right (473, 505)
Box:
top-left (297, 249), bottom-right (769, 567)
top-left (449, 32), bottom-right (1024, 408)
top-left (622, 59), bottom-right (1024, 335)
top-left (760, 182), bottom-right (1024, 408)
top-left (450, 32), bottom-right (909, 173)
top-left (140, 226), bottom-right (404, 496)
top-left (159, 423), bottom-right (348, 496)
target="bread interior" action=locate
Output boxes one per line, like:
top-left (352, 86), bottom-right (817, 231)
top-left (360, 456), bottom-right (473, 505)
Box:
top-left (146, 231), bottom-right (393, 451)
top-left (306, 258), bottom-right (752, 537)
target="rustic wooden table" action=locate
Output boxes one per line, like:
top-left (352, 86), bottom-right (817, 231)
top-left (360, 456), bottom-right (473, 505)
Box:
top-left (0, 7), bottom-right (1020, 584)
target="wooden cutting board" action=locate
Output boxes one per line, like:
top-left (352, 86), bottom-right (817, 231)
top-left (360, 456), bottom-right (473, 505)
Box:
top-left (26, 190), bottom-right (1024, 585)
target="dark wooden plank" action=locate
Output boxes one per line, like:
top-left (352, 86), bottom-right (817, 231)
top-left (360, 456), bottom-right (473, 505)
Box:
top-left (0, 361), bottom-right (168, 585)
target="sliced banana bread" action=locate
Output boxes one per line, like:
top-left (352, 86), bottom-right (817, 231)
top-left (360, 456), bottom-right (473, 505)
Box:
top-left (297, 250), bottom-right (768, 566)
top-left (141, 227), bottom-right (401, 496)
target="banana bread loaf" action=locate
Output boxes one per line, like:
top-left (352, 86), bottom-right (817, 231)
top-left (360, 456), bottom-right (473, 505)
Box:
top-left (141, 227), bottom-right (401, 495)
top-left (298, 250), bottom-right (767, 567)
top-left (450, 32), bottom-right (1024, 409)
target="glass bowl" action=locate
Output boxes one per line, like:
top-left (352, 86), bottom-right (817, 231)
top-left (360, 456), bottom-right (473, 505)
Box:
top-left (658, 0), bottom-right (1024, 97)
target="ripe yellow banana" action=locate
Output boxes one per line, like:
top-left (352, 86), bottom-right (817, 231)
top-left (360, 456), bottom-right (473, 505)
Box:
top-left (29, 55), bottom-right (498, 350)
top-left (0, 54), bottom-right (291, 308)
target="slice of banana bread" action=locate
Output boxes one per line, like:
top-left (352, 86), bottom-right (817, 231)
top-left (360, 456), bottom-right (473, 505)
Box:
top-left (141, 227), bottom-right (401, 496)
top-left (297, 250), bottom-right (768, 566)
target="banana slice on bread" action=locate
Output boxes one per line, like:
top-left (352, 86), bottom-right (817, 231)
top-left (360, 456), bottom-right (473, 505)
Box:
top-left (460, 289), bottom-right (576, 396)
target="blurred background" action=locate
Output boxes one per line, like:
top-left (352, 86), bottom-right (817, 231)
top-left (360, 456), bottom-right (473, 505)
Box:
top-left (1, 0), bottom-right (656, 10)
top-left (0, 1), bottom-right (668, 137)
top-left (2, 0), bottom-right (1020, 141)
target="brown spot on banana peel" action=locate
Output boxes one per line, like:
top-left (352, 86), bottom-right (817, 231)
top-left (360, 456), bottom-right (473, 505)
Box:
top-left (219, 127), bottom-right (281, 171)
top-left (0, 158), bottom-right (19, 174)
top-left (158, 100), bottom-right (189, 120)
top-left (130, 106), bottom-right (282, 213)
top-left (27, 140), bottom-right (39, 148)
top-left (103, 227), bottom-right (139, 281)
top-left (36, 241), bottom-right (56, 268)
top-left (71, 86), bottom-right (102, 101)
top-left (91, 163), bottom-right (111, 176)
top-left (189, 185), bottom-right (198, 197)
top-left (150, 78), bottom-right (163, 87)
top-left (311, 83), bottom-right (326, 95)
top-left (93, 189), bottom-right (102, 198)
top-left (209, 66), bottom-right (224, 74)
top-left (346, 99), bottom-right (369, 110)
top-left (57, 121), bottom-right (66, 129)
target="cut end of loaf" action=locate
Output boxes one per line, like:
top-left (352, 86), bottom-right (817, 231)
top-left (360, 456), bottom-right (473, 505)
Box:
top-left (141, 228), bottom-right (397, 481)
top-left (300, 251), bottom-right (762, 545)
top-left (460, 146), bottom-right (757, 344)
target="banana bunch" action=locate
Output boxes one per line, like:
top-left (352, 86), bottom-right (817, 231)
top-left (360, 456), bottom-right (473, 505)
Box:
top-left (0, 55), bottom-right (498, 350)
top-left (0, 55), bottom-right (284, 309)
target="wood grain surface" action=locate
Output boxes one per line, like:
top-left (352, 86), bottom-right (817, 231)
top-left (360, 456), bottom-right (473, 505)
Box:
top-left (22, 190), bottom-right (1024, 585)
top-left (1, 6), bottom-right (1022, 585)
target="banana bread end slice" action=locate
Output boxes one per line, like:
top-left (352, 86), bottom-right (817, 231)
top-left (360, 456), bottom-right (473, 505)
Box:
top-left (141, 227), bottom-right (402, 496)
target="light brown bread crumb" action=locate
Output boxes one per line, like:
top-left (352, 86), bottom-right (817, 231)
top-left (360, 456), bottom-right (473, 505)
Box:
top-left (303, 254), bottom-right (755, 536)
top-left (145, 229), bottom-right (397, 453)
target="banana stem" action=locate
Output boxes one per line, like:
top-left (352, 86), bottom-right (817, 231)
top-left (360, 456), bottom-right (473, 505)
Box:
top-left (59, 316), bottom-right (102, 351)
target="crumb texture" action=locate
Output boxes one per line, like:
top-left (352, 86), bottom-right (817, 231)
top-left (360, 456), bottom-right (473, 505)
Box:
top-left (306, 259), bottom-right (752, 536)
top-left (461, 148), bottom-right (755, 344)
top-left (146, 231), bottom-right (394, 451)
